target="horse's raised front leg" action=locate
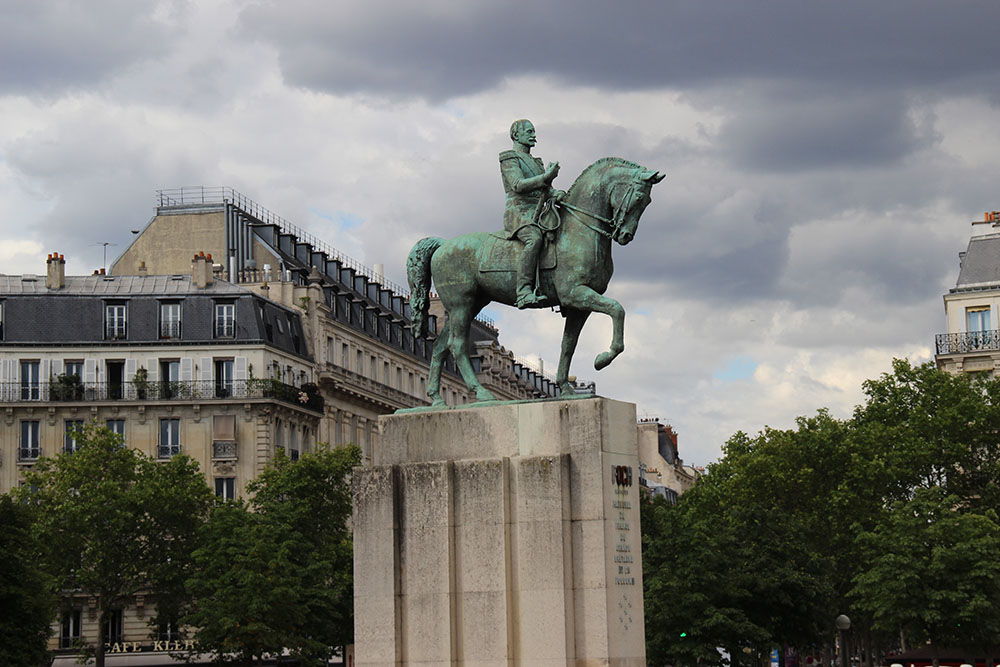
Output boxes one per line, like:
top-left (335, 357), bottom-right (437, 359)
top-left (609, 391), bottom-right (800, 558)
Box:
top-left (556, 307), bottom-right (591, 396)
top-left (426, 319), bottom-right (450, 408)
top-left (562, 284), bottom-right (625, 371)
top-left (446, 305), bottom-right (497, 403)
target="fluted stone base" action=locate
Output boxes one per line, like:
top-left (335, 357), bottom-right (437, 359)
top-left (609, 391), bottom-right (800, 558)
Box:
top-left (353, 397), bottom-right (645, 667)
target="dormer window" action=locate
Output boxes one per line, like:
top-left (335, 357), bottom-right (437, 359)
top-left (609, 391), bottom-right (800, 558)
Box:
top-left (160, 302), bottom-right (181, 339)
top-left (215, 302), bottom-right (235, 338)
top-left (105, 303), bottom-right (127, 340)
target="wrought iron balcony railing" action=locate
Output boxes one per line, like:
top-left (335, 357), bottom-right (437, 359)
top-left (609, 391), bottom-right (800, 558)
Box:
top-left (212, 441), bottom-right (237, 459)
top-left (935, 330), bottom-right (1000, 355)
top-left (0, 379), bottom-right (324, 413)
top-left (160, 321), bottom-right (182, 339)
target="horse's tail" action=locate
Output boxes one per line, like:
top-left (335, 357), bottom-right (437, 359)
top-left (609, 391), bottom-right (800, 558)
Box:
top-left (407, 237), bottom-right (444, 339)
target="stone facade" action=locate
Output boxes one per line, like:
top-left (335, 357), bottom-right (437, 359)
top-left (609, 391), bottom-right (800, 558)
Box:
top-left (935, 211), bottom-right (1000, 375)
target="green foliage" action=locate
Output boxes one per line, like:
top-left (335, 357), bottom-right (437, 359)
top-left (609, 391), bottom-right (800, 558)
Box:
top-left (851, 487), bottom-right (1000, 648)
top-left (185, 443), bottom-right (361, 665)
top-left (0, 494), bottom-right (55, 667)
top-left (16, 423), bottom-right (212, 667)
top-left (643, 360), bottom-right (1000, 665)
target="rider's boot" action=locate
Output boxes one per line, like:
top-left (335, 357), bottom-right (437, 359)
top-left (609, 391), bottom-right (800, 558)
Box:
top-left (516, 230), bottom-right (544, 309)
top-left (516, 286), bottom-right (543, 309)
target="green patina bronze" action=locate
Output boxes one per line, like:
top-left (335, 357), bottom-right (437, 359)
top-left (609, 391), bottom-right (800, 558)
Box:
top-left (407, 120), bottom-right (665, 408)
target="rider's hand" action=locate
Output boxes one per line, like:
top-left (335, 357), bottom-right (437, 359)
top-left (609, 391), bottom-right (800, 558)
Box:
top-left (554, 189), bottom-right (567, 202)
top-left (544, 161), bottom-right (560, 182)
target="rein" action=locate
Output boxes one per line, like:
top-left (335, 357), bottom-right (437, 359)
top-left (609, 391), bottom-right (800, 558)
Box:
top-left (556, 179), bottom-right (644, 241)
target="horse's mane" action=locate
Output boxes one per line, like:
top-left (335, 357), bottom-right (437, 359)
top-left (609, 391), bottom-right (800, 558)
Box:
top-left (566, 157), bottom-right (645, 197)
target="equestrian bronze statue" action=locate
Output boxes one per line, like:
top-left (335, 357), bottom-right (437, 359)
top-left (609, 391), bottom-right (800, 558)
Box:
top-left (407, 120), bottom-right (665, 408)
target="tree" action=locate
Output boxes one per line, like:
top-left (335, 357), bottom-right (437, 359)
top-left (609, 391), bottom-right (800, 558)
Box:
top-left (642, 360), bottom-right (1000, 666)
top-left (185, 444), bottom-right (361, 665)
top-left (851, 488), bottom-right (1000, 665)
top-left (0, 494), bottom-right (55, 667)
top-left (17, 423), bottom-right (212, 667)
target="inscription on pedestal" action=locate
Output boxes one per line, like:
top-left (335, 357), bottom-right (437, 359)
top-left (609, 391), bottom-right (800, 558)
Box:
top-left (611, 464), bottom-right (637, 632)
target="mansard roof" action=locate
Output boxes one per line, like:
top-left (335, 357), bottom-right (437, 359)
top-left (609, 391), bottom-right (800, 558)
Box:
top-left (954, 232), bottom-right (1000, 292)
top-left (0, 274), bottom-right (246, 296)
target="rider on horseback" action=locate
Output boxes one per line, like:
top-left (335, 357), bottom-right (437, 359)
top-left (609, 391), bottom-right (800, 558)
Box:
top-left (499, 119), bottom-right (565, 309)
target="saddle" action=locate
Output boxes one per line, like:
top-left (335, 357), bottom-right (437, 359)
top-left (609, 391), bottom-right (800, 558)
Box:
top-left (480, 207), bottom-right (559, 273)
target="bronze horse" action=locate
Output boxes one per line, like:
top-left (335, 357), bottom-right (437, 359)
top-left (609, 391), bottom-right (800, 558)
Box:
top-left (407, 157), bottom-right (665, 407)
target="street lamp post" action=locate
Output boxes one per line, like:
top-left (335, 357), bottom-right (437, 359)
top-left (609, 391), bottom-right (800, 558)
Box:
top-left (836, 615), bottom-right (851, 667)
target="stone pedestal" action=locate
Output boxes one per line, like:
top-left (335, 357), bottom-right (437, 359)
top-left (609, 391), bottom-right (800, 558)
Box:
top-left (353, 397), bottom-right (645, 667)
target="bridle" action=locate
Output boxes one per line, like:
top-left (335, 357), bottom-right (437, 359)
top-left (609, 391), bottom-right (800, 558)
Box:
top-left (553, 178), bottom-right (646, 241)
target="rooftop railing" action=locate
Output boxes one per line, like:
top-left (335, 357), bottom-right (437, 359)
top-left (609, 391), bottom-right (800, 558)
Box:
top-left (156, 186), bottom-right (412, 296)
top-left (2, 379), bottom-right (324, 414)
top-left (935, 330), bottom-right (1000, 355)
top-left (157, 186), bottom-right (497, 333)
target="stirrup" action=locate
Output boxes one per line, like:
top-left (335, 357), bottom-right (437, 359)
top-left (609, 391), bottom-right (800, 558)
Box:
top-left (516, 291), bottom-right (542, 309)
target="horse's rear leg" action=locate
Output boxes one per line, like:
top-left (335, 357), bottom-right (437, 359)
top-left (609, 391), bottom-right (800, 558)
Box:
top-left (447, 304), bottom-right (497, 403)
top-left (562, 285), bottom-right (625, 371)
top-left (556, 308), bottom-right (591, 396)
top-left (426, 319), bottom-right (450, 408)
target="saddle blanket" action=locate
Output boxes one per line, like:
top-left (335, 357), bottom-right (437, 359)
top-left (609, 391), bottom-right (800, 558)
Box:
top-left (480, 232), bottom-right (557, 273)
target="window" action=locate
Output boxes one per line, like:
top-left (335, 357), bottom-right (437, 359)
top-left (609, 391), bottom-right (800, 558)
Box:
top-left (105, 303), bottom-right (127, 339)
top-left (289, 427), bottom-right (299, 461)
top-left (64, 420), bottom-right (84, 454)
top-left (356, 350), bottom-right (363, 375)
top-left (20, 361), bottom-right (40, 400)
top-left (384, 361), bottom-right (390, 385)
top-left (341, 343), bottom-right (349, 368)
top-left (159, 418), bottom-right (180, 457)
top-left (60, 609), bottom-right (81, 649)
top-left (968, 306), bottom-right (991, 332)
top-left (968, 306), bottom-right (991, 348)
top-left (161, 360), bottom-right (180, 398)
top-left (396, 367), bottom-right (402, 390)
top-left (0, 301), bottom-right (4, 339)
top-left (370, 355), bottom-right (377, 380)
top-left (65, 360), bottom-right (83, 379)
top-left (103, 609), bottom-right (123, 645)
top-left (106, 419), bottom-right (125, 440)
top-left (215, 477), bottom-right (236, 500)
top-left (160, 302), bottom-right (181, 339)
top-left (215, 303), bottom-right (235, 338)
top-left (20, 421), bottom-right (40, 460)
top-left (275, 418), bottom-right (284, 453)
top-left (159, 619), bottom-right (181, 642)
top-left (215, 359), bottom-right (234, 397)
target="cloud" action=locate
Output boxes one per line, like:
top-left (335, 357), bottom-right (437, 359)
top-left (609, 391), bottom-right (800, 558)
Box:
top-left (237, 0), bottom-right (1000, 102)
top-left (0, 0), bottom-right (175, 96)
top-left (3, 1), bottom-right (1000, 465)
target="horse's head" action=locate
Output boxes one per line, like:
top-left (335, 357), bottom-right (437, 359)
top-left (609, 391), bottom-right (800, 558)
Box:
top-left (608, 167), bottom-right (665, 246)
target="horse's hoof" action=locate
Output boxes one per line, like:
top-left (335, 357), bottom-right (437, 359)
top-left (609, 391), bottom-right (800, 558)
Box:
top-left (430, 397), bottom-right (447, 409)
top-left (559, 382), bottom-right (576, 397)
top-left (594, 352), bottom-right (614, 371)
top-left (475, 388), bottom-right (497, 402)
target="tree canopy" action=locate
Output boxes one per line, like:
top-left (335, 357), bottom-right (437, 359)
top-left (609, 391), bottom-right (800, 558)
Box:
top-left (184, 444), bottom-right (361, 666)
top-left (0, 494), bottom-right (55, 667)
top-left (643, 360), bottom-right (1000, 667)
top-left (16, 423), bottom-right (212, 667)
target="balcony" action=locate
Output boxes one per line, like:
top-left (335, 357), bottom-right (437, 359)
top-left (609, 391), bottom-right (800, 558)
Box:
top-left (212, 441), bottom-right (237, 460)
top-left (160, 320), bottom-right (182, 339)
top-left (935, 330), bottom-right (1000, 355)
top-left (0, 379), bottom-right (325, 414)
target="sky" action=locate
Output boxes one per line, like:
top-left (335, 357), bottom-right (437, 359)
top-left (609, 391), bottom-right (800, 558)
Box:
top-left (3, 0), bottom-right (1000, 465)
